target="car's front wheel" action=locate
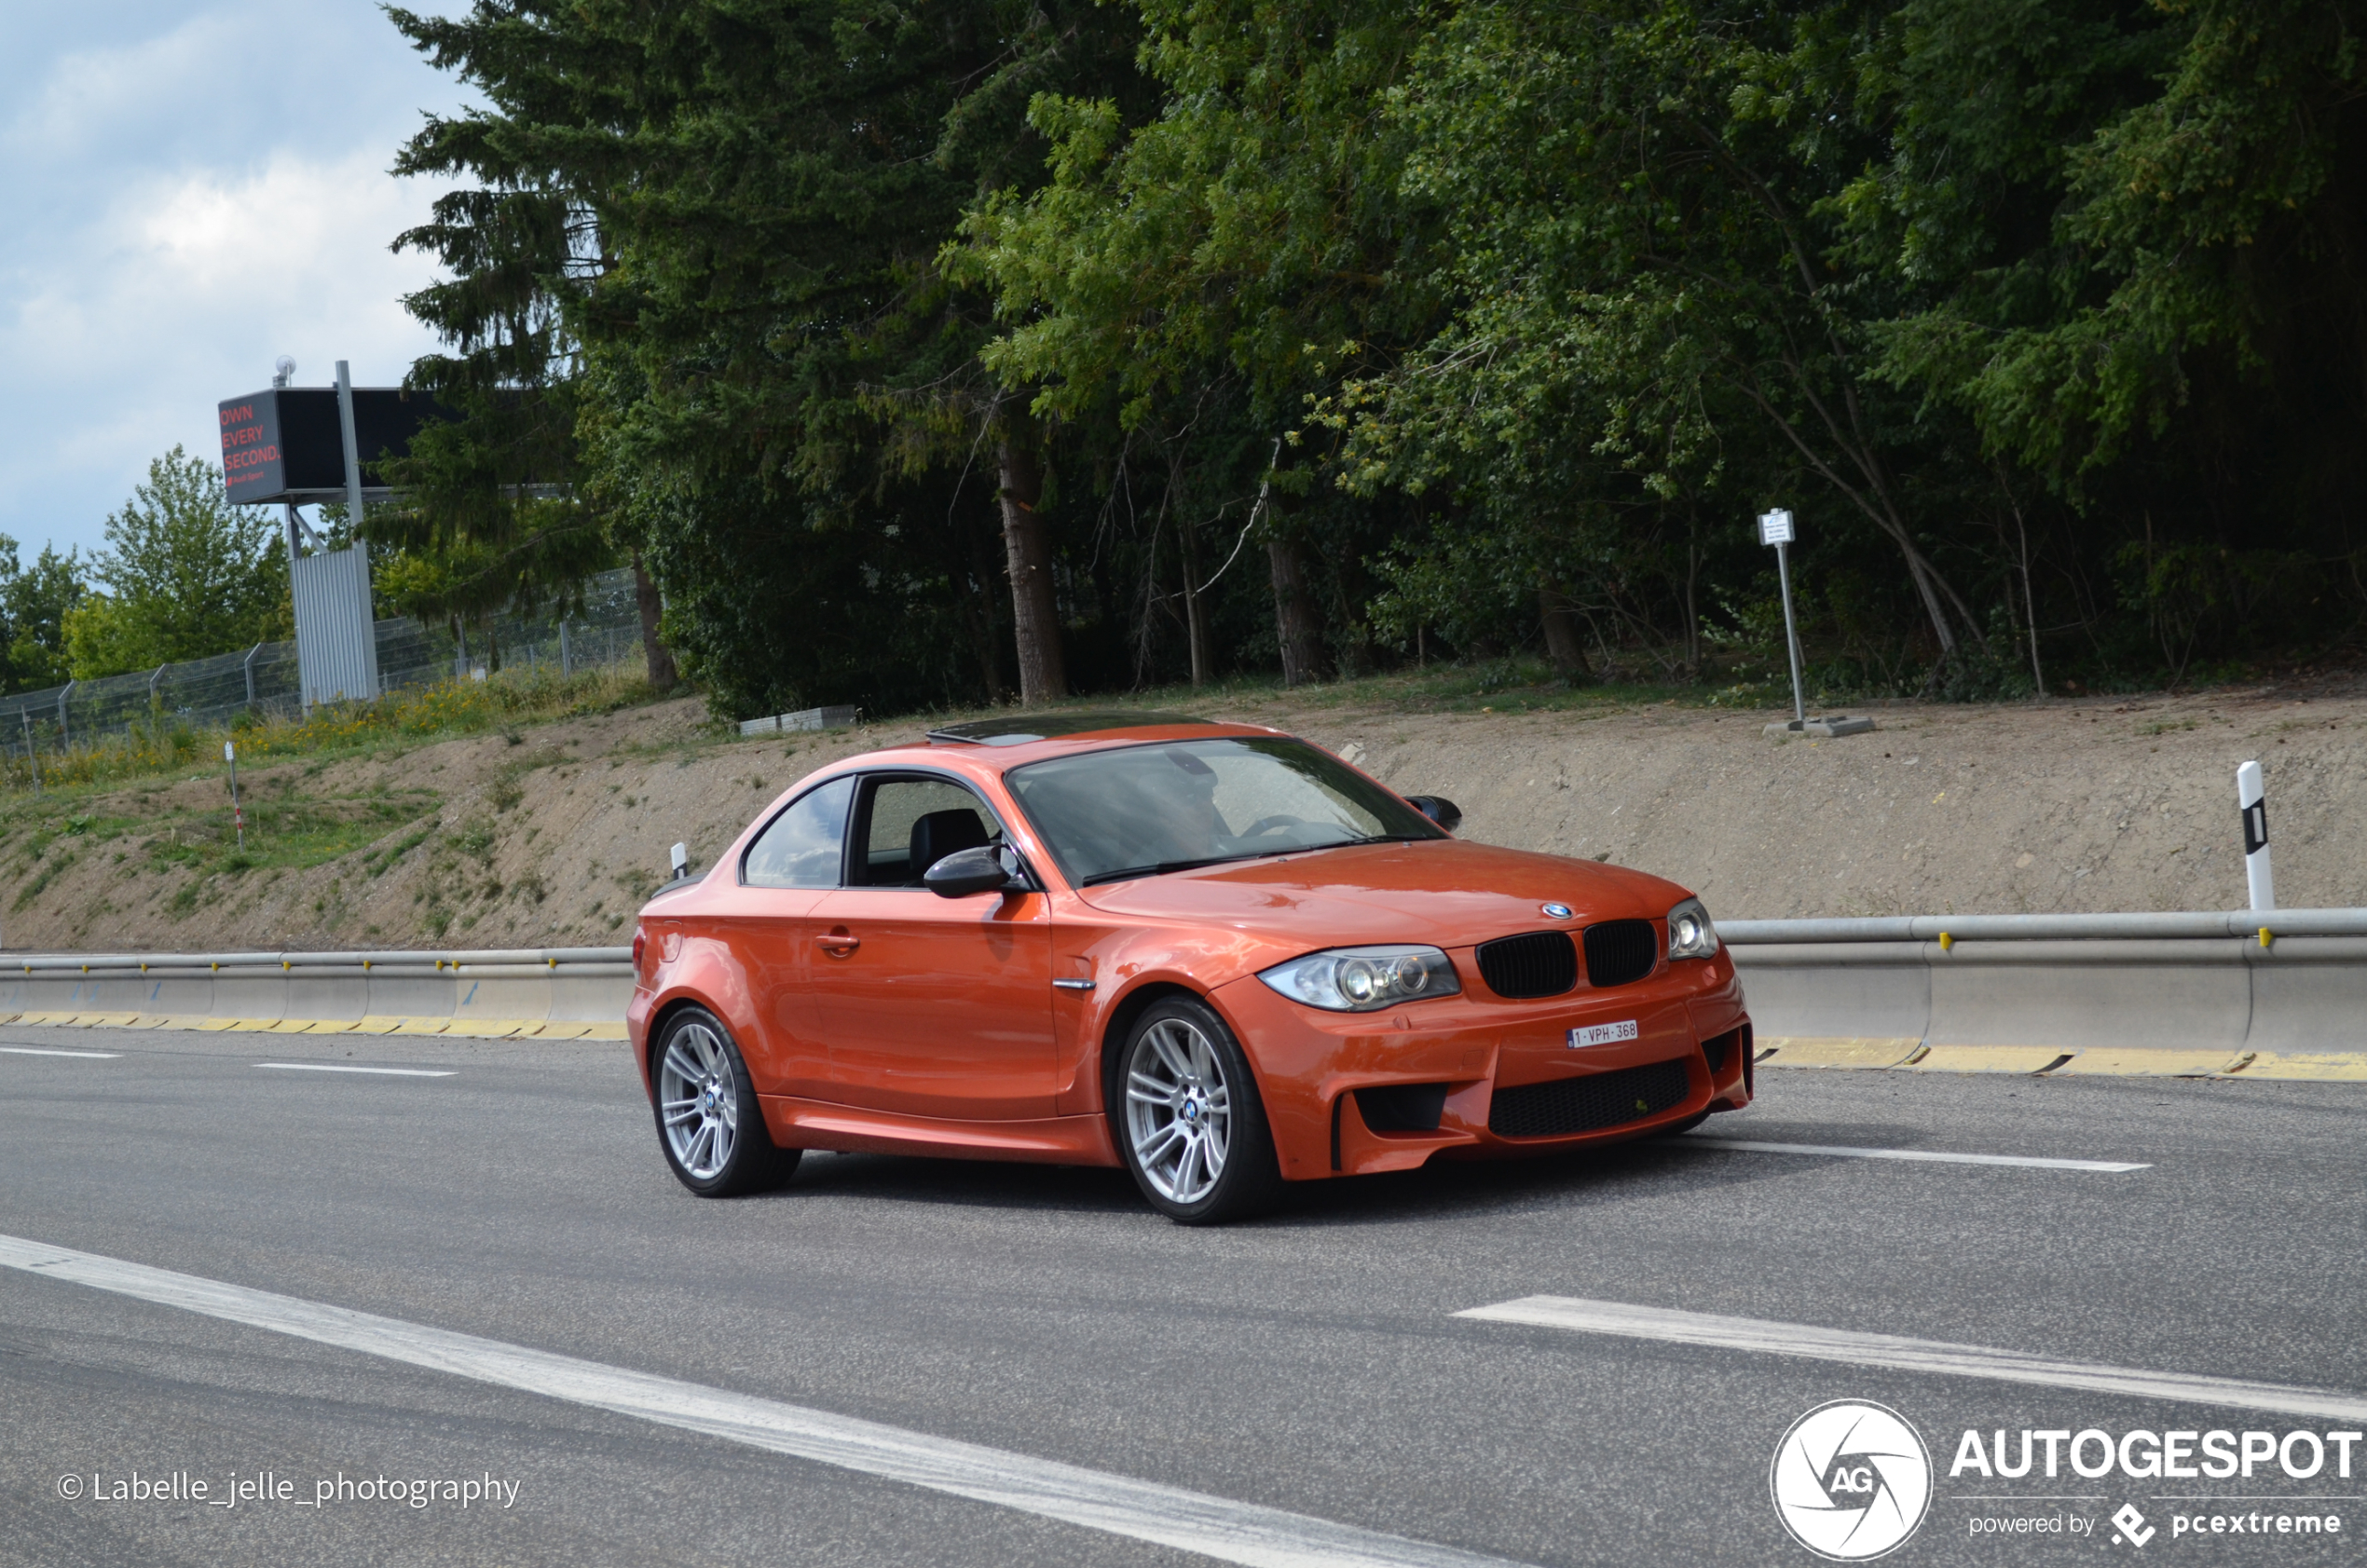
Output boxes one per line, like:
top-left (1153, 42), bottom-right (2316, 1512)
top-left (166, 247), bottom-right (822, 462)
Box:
top-left (653, 1007), bottom-right (800, 1196)
top-left (1115, 997), bottom-right (1280, 1224)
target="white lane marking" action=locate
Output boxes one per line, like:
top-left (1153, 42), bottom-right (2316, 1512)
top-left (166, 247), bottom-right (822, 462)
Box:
top-left (1676, 1137), bottom-right (2148, 1173)
top-left (0, 1046), bottom-right (121, 1059)
top-left (254, 1063), bottom-right (455, 1078)
top-left (0, 1235), bottom-right (1521, 1568)
top-left (1455, 1296), bottom-right (2367, 1424)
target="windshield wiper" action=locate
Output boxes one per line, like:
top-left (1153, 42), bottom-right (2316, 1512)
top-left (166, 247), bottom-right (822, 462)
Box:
top-left (1081, 844), bottom-right (1334, 887)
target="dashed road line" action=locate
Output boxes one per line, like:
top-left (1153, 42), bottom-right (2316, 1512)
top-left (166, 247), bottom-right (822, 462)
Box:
top-left (1675, 1137), bottom-right (2148, 1173)
top-left (1455, 1296), bottom-right (2367, 1423)
top-left (254, 1063), bottom-right (456, 1078)
top-left (0, 1045), bottom-right (122, 1059)
top-left (0, 1234), bottom-right (1526, 1568)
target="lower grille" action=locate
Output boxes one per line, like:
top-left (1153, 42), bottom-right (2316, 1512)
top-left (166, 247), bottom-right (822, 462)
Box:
top-left (1583, 920), bottom-right (1659, 988)
top-left (1487, 1057), bottom-right (1691, 1139)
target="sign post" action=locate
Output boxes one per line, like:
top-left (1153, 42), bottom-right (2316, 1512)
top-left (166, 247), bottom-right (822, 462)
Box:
top-left (226, 741), bottom-right (246, 852)
top-left (1758, 509), bottom-right (1807, 726)
top-left (1755, 509), bottom-right (1876, 740)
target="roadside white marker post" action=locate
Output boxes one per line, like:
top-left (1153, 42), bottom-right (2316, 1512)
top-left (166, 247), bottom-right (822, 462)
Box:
top-left (670, 841), bottom-right (690, 882)
top-left (226, 741), bottom-right (245, 851)
top-left (2237, 760), bottom-right (2274, 912)
top-left (1758, 509), bottom-right (1807, 726)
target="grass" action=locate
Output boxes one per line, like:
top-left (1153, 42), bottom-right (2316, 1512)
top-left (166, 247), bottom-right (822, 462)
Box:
top-left (0, 660), bottom-right (662, 799)
top-left (885, 657), bottom-right (1734, 732)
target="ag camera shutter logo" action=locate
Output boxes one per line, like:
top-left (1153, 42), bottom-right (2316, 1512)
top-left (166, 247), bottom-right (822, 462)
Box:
top-left (1771, 1400), bottom-right (1933, 1560)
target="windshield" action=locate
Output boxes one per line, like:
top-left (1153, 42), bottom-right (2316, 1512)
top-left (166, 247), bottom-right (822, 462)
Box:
top-left (1004, 737), bottom-right (1444, 887)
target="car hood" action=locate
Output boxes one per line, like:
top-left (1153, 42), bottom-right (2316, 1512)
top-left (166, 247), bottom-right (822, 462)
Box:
top-left (1069, 839), bottom-right (1693, 948)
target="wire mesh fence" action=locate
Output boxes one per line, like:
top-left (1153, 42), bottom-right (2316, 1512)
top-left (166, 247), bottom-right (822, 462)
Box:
top-left (0, 567), bottom-right (645, 762)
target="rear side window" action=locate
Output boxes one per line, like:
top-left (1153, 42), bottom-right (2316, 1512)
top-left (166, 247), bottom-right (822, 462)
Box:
top-left (742, 775), bottom-right (855, 888)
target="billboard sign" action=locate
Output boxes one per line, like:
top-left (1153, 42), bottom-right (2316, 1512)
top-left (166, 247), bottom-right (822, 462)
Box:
top-left (216, 388), bottom-right (447, 505)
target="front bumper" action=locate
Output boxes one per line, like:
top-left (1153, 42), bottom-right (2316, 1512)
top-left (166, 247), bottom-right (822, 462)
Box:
top-left (1211, 959), bottom-right (1751, 1180)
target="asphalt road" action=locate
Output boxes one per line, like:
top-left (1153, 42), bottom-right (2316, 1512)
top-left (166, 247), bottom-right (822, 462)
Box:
top-left (1, 1027), bottom-right (2360, 1567)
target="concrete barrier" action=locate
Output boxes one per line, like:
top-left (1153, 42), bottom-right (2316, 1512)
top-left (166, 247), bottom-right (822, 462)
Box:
top-left (0, 948), bottom-right (633, 1039)
top-left (1724, 909), bottom-right (2367, 1079)
top-left (6, 911), bottom-right (2363, 1079)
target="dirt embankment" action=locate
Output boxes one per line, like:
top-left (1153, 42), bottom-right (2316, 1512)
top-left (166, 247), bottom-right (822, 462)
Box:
top-left (7, 680), bottom-right (2363, 953)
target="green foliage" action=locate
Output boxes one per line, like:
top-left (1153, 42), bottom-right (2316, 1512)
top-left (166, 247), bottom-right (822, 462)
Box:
top-left (383, 0), bottom-right (2367, 708)
top-left (0, 536), bottom-right (85, 692)
top-left (62, 445), bottom-right (290, 679)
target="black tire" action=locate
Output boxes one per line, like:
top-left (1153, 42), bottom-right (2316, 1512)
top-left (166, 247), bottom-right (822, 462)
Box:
top-left (650, 1006), bottom-right (800, 1197)
top-left (1112, 996), bottom-right (1282, 1225)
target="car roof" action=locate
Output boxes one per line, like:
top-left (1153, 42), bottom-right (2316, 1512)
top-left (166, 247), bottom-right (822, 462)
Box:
top-left (851, 714), bottom-right (1293, 771)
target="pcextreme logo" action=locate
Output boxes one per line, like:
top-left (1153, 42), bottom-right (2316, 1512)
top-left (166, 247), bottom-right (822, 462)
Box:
top-left (1772, 1399), bottom-right (1935, 1561)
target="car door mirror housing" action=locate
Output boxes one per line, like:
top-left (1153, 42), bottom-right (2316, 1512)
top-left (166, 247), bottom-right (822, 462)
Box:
top-left (924, 844), bottom-right (1021, 897)
top-left (1406, 795), bottom-right (1462, 832)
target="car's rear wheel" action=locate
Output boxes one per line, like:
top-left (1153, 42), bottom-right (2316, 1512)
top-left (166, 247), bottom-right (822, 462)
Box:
top-left (653, 1007), bottom-right (800, 1196)
top-left (1115, 997), bottom-right (1280, 1224)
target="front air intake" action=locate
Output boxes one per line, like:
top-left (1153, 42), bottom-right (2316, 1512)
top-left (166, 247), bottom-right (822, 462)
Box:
top-left (1475, 931), bottom-right (1579, 999)
top-left (1487, 1058), bottom-right (1691, 1139)
top-left (1582, 920), bottom-right (1659, 988)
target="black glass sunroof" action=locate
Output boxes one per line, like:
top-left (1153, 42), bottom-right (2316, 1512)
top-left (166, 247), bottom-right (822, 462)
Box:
top-left (924, 712), bottom-right (1219, 746)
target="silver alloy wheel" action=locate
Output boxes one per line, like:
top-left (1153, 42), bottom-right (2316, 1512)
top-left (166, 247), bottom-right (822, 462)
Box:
top-left (658, 1021), bottom-right (738, 1180)
top-left (1124, 1016), bottom-right (1232, 1204)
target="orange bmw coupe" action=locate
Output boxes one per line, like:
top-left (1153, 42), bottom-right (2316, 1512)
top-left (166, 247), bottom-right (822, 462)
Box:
top-left (629, 714), bottom-right (1753, 1222)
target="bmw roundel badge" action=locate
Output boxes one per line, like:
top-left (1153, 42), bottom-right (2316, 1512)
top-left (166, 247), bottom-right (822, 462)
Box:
top-left (1541, 903), bottom-right (1573, 920)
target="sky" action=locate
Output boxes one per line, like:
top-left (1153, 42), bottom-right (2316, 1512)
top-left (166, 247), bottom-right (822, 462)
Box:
top-left (0, 1), bottom-right (477, 563)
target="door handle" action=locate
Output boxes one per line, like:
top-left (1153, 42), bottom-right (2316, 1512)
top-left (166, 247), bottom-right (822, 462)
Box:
top-left (814, 934), bottom-right (859, 956)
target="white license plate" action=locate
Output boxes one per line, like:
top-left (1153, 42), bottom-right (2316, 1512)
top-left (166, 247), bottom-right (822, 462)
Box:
top-left (1567, 1020), bottom-right (1638, 1049)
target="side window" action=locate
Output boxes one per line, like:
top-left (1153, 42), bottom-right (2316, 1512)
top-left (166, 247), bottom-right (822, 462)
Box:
top-left (857, 777), bottom-right (1003, 887)
top-left (741, 775), bottom-right (855, 889)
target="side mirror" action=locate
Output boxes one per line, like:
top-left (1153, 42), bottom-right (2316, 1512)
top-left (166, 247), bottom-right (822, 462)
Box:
top-left (1406, 795), bottom-right (1462, 832)
top-left (924, 844), bottom-right (1026, 898)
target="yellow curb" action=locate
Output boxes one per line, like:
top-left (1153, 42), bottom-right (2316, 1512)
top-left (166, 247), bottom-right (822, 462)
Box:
top-left (444, 1019), bottom-right (537, 1040)
top-left (349, 1016), bottom-right (406, 1034)
top-left (389, 1018), bottom-right (453, 1035)
top-left (78, 1013), bottom-right (142, 1029)
top-left (581, 1022), bottom-right (628, 1042)
top-left (193, 1017), bottom-right (243, 1031)
top-left (13, 1011), bottom-right (71, 1026)
top-left (259, 1018), bottom-right (315, 1033)
top-left (527, 1021), bottom-right (598, 1040)
top-left (123, 1015), bottom-right (178, 1029)
top-left (298, 1019), bottom-right (362, 1033)
top-left (1754, 1036), bottom-right (1923, 1070)
top-left (2053, 1049), bottom-right (2239, 1077)
top-left (221, 1019), bottom-right (282, 1032)
top-left (1909, 1044), bottom-right (2081, 1074)
top-left (2224, 1051), bottom-right (2367, 1081)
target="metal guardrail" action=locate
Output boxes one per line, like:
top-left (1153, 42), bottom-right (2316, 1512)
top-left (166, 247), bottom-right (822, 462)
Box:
top-left (7, 948), bottom-right (631, 973)
top-left (0, 946), bottom-right (636, 1032)
top-left (1722, 907), bottom-right (2367, 1063)
top-left (1721, 908), bottom-right (2367, 943)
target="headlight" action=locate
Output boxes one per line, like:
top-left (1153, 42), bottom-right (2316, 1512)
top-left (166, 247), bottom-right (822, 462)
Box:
top-left (1257, 945), bottom-right (1462, 1013)
top-left (1667, 897), bottom-right (1719, 960)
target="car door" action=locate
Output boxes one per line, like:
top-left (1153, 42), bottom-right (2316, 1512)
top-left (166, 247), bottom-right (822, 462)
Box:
top-left (804, 772), bottom-right (1058, 1120)
top-left (701, 773), bottom-right (854, 1098)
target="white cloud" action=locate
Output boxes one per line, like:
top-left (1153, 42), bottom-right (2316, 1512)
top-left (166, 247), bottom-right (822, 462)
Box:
top-left (0, 148), bottom-right (454, 547)
top-left (0, 0), bottom-right (476, 558)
